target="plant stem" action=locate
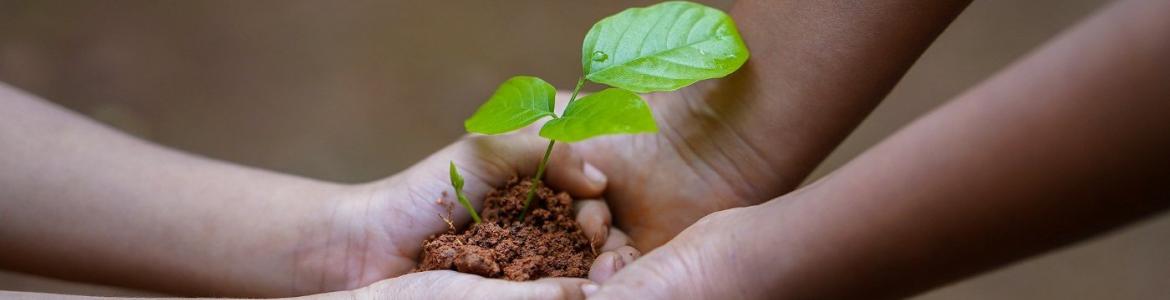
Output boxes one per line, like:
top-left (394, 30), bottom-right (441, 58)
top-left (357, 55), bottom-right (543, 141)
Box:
top-left (457, 189), bottom-right (482, 224)
top-left (519, 76), bottom-right (586, 221)
top-left (519, 140), bottom-right (555, 220)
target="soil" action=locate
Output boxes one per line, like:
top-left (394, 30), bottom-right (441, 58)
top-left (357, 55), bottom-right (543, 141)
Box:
top-left (414, 177), bottom-right (596, 280)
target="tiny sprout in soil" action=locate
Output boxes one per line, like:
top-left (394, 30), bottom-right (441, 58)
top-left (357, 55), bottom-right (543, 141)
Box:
top-left (457, 0), bottom-right (750, 221)
top-left (424, 1), bottom-right (750, 280)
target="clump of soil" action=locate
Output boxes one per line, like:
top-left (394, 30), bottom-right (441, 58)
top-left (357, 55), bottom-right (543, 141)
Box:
top-left (414, 177), bottom-right (596, 280)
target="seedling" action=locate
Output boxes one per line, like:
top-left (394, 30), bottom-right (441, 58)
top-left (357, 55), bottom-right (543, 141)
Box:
top-left (449, 161), bottom-right (481, 223)
top-left (452, 1), bottom-right (749, 221)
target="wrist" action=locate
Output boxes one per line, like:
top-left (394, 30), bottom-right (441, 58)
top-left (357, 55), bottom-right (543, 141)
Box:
top-left (280, 181), bottom-right (379, 296)
top-left (743, 191), bottom-right (871, 299)
top-left (198, 176), bottom-right (356, 297)
top-left (709, 202), bottom-right (790, 299)
top-left (284, 175), bottom-right (441, 296)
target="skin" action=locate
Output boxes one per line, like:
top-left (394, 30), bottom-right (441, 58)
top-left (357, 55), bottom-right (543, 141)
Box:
top-left (4, 271), bottom-right (594, 300)
top-left (591, 0), bottom-right (1170, 298)
top-left (7, 0), bottom-right (1165, 299)
top-left (0, 271), bottom-right (589, 300)
top-left (570, 0), bottom-right (973, 250)
top-left (0, 82), bottom-right (635, 297)
top-left (0, 0), bottom-right (976, 296)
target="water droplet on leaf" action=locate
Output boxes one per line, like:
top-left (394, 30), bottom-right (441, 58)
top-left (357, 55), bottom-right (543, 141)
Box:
top-left (591, 51), bottom-right (609, 62)
top-left (716, 28), bottom-right (730, 39)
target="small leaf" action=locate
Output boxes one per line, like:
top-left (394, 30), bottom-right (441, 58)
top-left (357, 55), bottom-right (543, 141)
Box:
top-left (448, 161), bottom-right (481, 224)
top-left (539, 88), bottom-right (657, 142)
top-left (449, 161), bottom-right (464, 190)
top-left (465, 76), bottom-right (557, 134)
top-left (582, 1), bottom-right (749, 93)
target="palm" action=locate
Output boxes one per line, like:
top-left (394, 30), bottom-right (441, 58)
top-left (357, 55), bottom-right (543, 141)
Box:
top-left (295, 134), bottom-right (610, 293)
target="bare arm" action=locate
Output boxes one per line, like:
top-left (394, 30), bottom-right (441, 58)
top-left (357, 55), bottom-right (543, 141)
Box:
top-left (593, 0), bottom-right (1170, 298)
top-left (0, 83), bottom-right (346, 296)
top-left (757, 0), bottom-right (1170, 297)
top-left (686, 0), bottom-right (975, 184)
top-left (580, 0), bottom-right (973, 249)
top-left (0, 270), bottom-right (592, 300)
top-left (0, 82), bottom-right (618, 297)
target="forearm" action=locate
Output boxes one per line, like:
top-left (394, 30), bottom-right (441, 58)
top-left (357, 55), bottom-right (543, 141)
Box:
top-left (747, 0), bottom-right (1170, 297)
top-left (0, 290), bottom-right (354, 300)
top-left (0, 84), bottom-right (348, 296)
top-left (672, 0), bottom-right (972, 194)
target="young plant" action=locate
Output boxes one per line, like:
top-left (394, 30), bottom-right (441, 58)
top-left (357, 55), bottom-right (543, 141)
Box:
top-left (457, 1), bottom-right (750, 221)
top-left (449, 161), bottom-right (481, 223)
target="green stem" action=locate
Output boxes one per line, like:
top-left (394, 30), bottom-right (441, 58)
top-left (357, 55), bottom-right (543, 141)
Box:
top-left (456, 189), bottom-right (481, 224)
top-left (519, 76), bottom-right (586, 221)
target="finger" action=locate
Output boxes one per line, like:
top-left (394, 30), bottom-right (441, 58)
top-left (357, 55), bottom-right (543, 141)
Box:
top-left (366, 270), bottom-right (589, 300)
top-left (588, 251), bottom-right (620, 283)
top-left (544, 143), bottom-right (606, 198)
top-left (587, 245), bottom-right (641, 284)
top-left (613, 245), bottom-right (640, 267)
top-left (451, 134), bottom-right (600, 197)
top-left (602, 227), bottom-right (631, 252)
top-left (473, 276), bottom-right (589, 300)
top-left (574, 198), bottom-right (611, 249)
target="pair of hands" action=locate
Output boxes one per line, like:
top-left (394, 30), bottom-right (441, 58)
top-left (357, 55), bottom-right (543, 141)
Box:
top-left (292, 90), bottom-right (779, 299)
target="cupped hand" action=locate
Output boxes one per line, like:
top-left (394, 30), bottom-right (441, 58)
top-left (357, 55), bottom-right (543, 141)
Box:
top-left (289, 134), bottom-right (637, 295)
top-left (301, 271), bottom-right (589, 300)
top-left (548, 87), bottom-right (793, 251)
top-left (586, 204), bottom-right (775, 299)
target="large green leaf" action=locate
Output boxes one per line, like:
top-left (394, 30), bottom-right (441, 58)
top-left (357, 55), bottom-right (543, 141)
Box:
top-left (582, 1), bottom-right (749, 93)
top-left (465, 76), bottom-right (557, 134)
top-left (539, 88), bottom-right (657, 142)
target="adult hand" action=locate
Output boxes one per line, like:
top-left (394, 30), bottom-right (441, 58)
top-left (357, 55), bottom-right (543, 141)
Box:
top-left (593, 0), bottom-right (1170, 298)
top-left (583, 202), bottom-right (775, 299)
top-left (555, 89), bottom-right (789, 252)
top-left (547, 0), bottom-right (969, 251)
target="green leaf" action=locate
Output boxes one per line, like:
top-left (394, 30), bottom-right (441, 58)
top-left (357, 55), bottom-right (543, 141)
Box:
top-left (582, 1), bottom-right (749, 93)
top-left (465, 76), bottom-right (557, 134)
top-left (539, 88), bottom-right (657, 142)
top-left (448, 161), bottom-right (480, 223)
top-left (449, 161), bottom-right (464, 190)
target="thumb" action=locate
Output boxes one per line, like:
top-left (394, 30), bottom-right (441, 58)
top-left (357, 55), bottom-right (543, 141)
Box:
top-left (450, 134), bottom-right (605, 198)
top-left (362, 271), bottom-right (589, 300)
top-left (544, 142), bottom-right (607, 199)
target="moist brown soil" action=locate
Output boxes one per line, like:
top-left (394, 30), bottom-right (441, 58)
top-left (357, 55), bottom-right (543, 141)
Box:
top-left (414, 177), bottom-right (595, 280)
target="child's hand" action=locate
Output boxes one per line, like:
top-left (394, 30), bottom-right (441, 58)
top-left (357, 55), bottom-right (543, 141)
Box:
top-left (288, 134), bottom-right (636, 294)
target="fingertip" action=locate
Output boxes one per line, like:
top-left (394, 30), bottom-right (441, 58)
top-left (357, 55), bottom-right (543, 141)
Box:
top-left (602, 228), bottom-right (631, 252)
top-left (589, 245), bottom-right (640, 284)
top-left (583, 162), bottom-right (608, 191)
top-left (546, 145), bottom-right (606, 198)
top-left (588, 251), bottom-right (621, 283)
top-left (613, 245), bottom-right (641, 266)
top-left (574, 199), bottom-right (611, 249)
top-left (535, 277), bottom-right (591, 300)
top-left (582, 283), bottom-right (599, 297)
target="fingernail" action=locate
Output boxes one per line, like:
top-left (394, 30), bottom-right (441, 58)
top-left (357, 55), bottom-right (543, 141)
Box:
top-left (611, 253), bottom-right (625, 270)
top-left (581, 283), bottom-right (599, 296)
top-left (584, 163), bottom-right (607, 187)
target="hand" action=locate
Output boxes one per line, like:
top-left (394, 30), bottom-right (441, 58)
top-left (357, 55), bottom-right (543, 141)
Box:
top-left (308, 270), bottom-right (587, 300)
top-left (289, 134), bottom-right (637, 294)
top-left (585, 203), bottom-right (775, 299)
top-left (551, 86), bottom-right (792, 251)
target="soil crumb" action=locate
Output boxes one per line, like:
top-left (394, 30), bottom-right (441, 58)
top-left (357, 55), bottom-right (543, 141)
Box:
top-left (414, 177), bottom-right (595, 280)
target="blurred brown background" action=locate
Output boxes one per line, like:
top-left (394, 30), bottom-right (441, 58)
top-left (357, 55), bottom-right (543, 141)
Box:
top-left (2, 0), bottom-right (1167, 298)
